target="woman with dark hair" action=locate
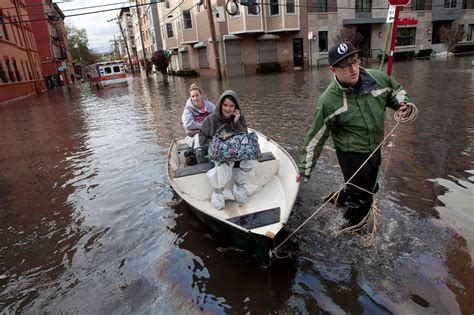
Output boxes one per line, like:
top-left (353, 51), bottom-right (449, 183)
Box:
top-left (199, 90), bottom-right (258, 210)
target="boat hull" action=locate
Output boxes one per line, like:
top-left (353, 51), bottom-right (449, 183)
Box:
top-left (167, 129), bottom-right (299, 261)
top-left (186, 203), bottom-right (275, 262)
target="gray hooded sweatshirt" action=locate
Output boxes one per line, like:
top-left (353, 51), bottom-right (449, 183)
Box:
top-left (181, 97), bottom-right (216, 136)
top-left (198, 90), bottom-right (248, 152)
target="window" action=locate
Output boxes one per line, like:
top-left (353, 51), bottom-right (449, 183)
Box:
top-left (26, 61), bottom-right (32, 80)
top-left (164, 1), bottom-right (170, 9)
top-left (0, 12), bottom-right (9, 40)
top-left (247, 5), bottom-right (259, 15)
top-left (411, 0), bottom-right (425, 10)
top-left (12, 60), bottom-right (21, 81)
top-left (317, 0), bottom-right (327, 12)
top-left (183, 10), bottom-right (192, 29)
top-left (318, 31), bottom-right (328, 52)
top-left (270, 0), bottom-right (279, 15)
top-left (468, 24), bottom-right (473, 41)
top-left (198, 47), bottom-right (209, 68)
top-left (465, 0), bottom-right (474, 9)
top-left (356, 0), bottom-right (371, 12)
top-left (286, 0), bottom-right (295, 14)
top-left (104, 67), bottom-right (112, 74)
top-left (166, 23), bottom-right (173, 38)
top-left (21, 60), bottom-right (26, 80)
top-left (0, 61), bottom-right (8, 83)
top-left (17, 25), bottom-right (23, 47)
top-left (5, 59), bottom-right (15, 82)
top-left (396, 27), bottom-right (416, 46)
top-left (113, 66), bottom-right (120, 72)
top-left (444, 0), bottom-right (456, 8)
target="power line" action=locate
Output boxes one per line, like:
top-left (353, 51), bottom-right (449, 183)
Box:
top-left (3, 0), bottom-right (456, 22)
top-left (1, 1), bottom-right (157, 25)
top-left (2, 1), bottom-right (129, 11)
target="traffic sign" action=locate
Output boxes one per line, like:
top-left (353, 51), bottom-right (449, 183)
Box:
top-left (386, 5), bottom-right (396, 23)
top-left (389, 0), bottom-right (410, 5)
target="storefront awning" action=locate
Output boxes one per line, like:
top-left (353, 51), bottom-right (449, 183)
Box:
top-left (342, 18), bottom-right (386, 25)
top-left (193, 42), bottom-right (207, 48)
top-left (257, 34), bottom-right (279, 41)
top-left (223, 34), bottom-right (242, 41)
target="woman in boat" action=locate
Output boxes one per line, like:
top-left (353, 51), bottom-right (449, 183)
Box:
top-left (181, 83), bottom-right (216, 157)
top-left (199, 90), bottom-right (259, 210)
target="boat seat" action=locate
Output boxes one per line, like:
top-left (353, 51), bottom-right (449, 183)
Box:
top-left (175, 152), bottom-right (276, 178)
top-left (227, 207), bottom-right (281, 229)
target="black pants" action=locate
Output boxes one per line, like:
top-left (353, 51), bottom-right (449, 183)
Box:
top-left (335, 150), bottom-right (381, 226)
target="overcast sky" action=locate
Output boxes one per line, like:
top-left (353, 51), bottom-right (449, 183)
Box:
top-left (56, 0), bottom-right (128, 53)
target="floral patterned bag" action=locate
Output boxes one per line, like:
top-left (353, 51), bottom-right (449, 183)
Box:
top-left (208, 131), bottom-right (262, 162)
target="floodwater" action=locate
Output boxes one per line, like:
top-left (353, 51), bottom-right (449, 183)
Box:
top-left (1, 56), bottom-right (473, 314)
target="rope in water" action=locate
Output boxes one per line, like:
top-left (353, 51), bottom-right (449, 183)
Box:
top-left (272, 103), bottom-right (418, 258)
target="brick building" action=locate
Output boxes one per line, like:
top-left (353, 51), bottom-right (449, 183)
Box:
top-left (0, 0), bottom-right (46, 104)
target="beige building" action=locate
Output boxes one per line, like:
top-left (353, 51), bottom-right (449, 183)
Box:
top-left (157, 0), bottom-right (309, 77)
top-left (155, 0), bottom-right (473, 76)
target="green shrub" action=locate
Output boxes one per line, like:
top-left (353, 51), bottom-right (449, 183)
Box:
top-left (257, 62), bottom-right (282, 74)
top-left (393, 51), bottom-right (415, 61)
top-left (169, 69), bottom-right (199, 77)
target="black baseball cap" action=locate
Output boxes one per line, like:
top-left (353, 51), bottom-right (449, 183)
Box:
top-left (328, 42), bottom-right (360, 66)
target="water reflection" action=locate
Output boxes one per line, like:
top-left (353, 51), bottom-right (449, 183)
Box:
top-left (0, 56), bottom-right (473, 313)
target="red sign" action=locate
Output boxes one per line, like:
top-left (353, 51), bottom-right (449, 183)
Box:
top-left (389, 0), bottom-right (409, 5)
top-left (399, 17), bottom-right (418, 25)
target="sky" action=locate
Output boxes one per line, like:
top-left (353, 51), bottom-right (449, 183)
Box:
top-left (55, 0), bottom-right (129, 53)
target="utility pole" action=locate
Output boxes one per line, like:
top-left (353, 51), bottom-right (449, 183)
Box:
top-left (205, 0), bottom-right (222, 81)
top-left (135, 1), bottom-right (149, 77)
top-left (109, 16), bottom-right (135, 76)
top-left (113, 34), bottom-right (122, 60)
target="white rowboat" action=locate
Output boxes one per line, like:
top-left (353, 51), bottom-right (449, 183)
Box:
top-left (166, 129), bottom-right (300, 261)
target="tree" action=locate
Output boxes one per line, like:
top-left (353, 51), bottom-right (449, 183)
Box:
top-left (66, 26), bottom-right (98, 66)
top-left (332, 27), bottom-right (364, 49)
top-left (439, 24), bottom-right (465, 53)
top-left (151, 50), bottom-right (169, 76)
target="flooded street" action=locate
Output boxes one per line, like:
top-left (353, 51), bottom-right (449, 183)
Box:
top-left (1, 56), bottom-right (473, 314)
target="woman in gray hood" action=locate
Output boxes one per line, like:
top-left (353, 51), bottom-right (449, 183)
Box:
top-left (198, 90), bottom-right (247, 153)
top-left (199, 90), bottom-right (256, 210)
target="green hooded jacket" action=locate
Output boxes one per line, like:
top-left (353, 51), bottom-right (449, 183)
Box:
top-left (299, 68), bottom-right (413, 177)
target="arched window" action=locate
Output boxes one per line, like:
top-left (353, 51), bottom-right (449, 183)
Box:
top-left (0, 60), bottom-right (8, 83)
top-left (5, 59), bottom-right (16, 82)
top-left (12, 59), bottom-right (21, 81)
top-left (0, 10), bottom-right (9, 40)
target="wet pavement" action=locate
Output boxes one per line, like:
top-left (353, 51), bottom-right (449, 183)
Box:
top-left (0, 56), bottom-right (473, 314)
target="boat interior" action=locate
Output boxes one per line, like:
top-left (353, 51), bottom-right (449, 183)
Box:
top-left (168, 139), bottom-right (297, 236)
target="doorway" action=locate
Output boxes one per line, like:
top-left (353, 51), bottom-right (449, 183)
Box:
top-left (356, 25), bottom-right (371, 58)
top-left (293, 38), bottom-right (304, 68)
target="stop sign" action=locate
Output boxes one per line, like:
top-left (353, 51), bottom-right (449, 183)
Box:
top-left (389, 0), bottom-right (409, 5)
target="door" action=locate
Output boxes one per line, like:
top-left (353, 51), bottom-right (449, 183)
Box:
top-left (257, 40), bottom-right (277, 63)
top-left (356, 25), bottom-right (371, 58)
top-left (224, 40), bottom-right (243, 76)
top-left (293, 38), bottom-right (304, 68)
top-left (181, 51), bottom-right (190, 69)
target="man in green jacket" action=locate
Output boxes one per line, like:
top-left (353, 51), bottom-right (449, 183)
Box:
top-left (299, 42), bottom-right (414, 228)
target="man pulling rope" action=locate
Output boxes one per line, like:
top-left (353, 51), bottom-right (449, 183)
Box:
top-left (298, 41), bottom-right (416, 230)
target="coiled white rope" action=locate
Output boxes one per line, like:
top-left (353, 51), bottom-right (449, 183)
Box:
top-left (271, 103), bottom-right (419, 257)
